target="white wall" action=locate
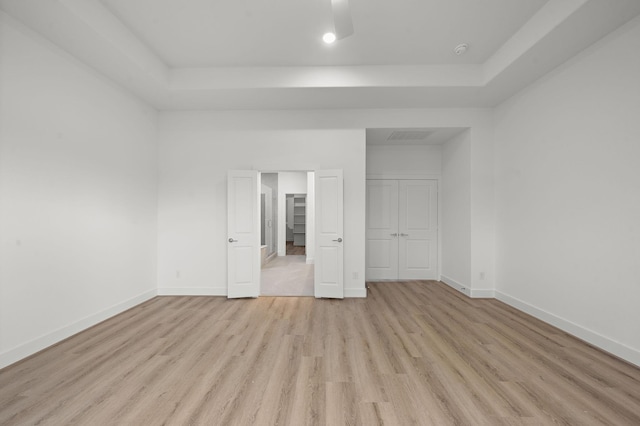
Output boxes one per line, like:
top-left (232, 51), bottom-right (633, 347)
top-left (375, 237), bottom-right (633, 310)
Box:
top-left (157, 108), bottom-right (493, 299)
top-left (441, 130), bottom-right (472, 293)
top-left (277, 172), bottom-right (307, 256)
top-left (469, 123), bottom-right (496, 295)
top-left (367, 145), bottom-right (441, 177)
top-left (0, 14), bottom-right (158, 368)
top-left (157, 126), bottom-right (366, 297)
top-left (493, 17), bottom-right (640, 365)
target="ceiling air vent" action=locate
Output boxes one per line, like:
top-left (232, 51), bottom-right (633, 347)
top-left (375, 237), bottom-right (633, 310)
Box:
top-left (387, 130), bottom-right (432, 141)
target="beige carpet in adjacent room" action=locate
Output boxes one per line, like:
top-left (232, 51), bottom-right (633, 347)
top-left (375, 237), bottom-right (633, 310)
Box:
top-left (261, 255), bottom-right (314, 296)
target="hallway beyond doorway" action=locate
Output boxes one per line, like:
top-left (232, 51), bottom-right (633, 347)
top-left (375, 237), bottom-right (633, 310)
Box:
top-left (261, 255), bottom-right (313, 296)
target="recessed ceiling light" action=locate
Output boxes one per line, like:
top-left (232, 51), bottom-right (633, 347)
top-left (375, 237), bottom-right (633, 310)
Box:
top-left (323, 32), bottom-right (336, 44)
top-left (454, 43), bottom-right (469, 55)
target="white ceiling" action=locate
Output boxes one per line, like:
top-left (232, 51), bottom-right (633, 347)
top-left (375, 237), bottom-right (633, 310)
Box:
top-left (1, 0), bottom-right (640, 110)
top-left (99, 0), bottom-right (547, 67)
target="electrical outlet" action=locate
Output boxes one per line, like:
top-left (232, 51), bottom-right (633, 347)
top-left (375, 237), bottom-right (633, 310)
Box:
top-left (176, 270), bottom-right (181, 279)
top-left (479, 272), bottom-right (485, 280)
top-left (352, 272), bottom-right (359, 279)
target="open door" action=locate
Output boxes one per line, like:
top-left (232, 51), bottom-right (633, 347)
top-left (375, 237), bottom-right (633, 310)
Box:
top-left (314, 170), bottom-right (344, 298)
top-left (227, 170), bottom-right (260, 298)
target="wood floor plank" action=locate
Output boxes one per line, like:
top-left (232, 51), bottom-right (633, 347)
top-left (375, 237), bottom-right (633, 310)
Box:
top-left (325, 381), bottom-right (359, 426)
top-left (357, 401), bottom-right (396, 426)
top-left (1, 281), bottom-right (640, 425)
top-left (288, 355), bottom-right (325, 426)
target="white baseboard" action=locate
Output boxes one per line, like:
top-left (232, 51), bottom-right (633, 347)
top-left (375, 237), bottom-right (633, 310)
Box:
top-left (470, 288), bottom-right (495, 298)
top-left (495, 290), bottom-right (640, 368)
top-left (158, 287), bottom-right (365, 298)
top-left (440, 275), bottom-right (471, 297)
top-left (345, 288), bottom-right (367, 298)
top-left (439, 275), bottom-right (495, 299)
top-left (157, 287), bottom-right (227, 296)
top-left (0, 289), bottom-right (157, 370)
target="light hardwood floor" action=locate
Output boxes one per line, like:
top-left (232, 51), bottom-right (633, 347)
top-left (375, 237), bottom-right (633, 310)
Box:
top-left (1, 281), bottom-right (640, 425)
top-left (286, 241), bottom-right (305, 256)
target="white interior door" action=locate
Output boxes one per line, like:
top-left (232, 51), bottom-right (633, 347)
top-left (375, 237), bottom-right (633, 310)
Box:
top-left (227, 170), bottom-right (260, 298)
top-left (366, 180), bottom-right (399, 280)
top-left (398, 180), bottom-right (438, 280)
top-left (314, 170), bottom-right (344, 298)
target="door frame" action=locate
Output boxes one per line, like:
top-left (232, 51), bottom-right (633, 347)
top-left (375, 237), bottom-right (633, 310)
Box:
top-left (229, 169), bottom-right (338, 297)
top-left (365, 173), bottom-right (441, 281)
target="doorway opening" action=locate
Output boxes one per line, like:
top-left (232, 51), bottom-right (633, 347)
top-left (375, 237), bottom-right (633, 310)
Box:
top-left (227, 169), bottom-right (343, 299)
top-left (260, 171), bottom-right (314, 296)
top-left (285, 193), bottom-right (306, 256)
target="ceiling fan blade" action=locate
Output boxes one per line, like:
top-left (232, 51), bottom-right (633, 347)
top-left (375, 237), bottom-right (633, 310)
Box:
top-left (331, 0), bottom-right (354, 39)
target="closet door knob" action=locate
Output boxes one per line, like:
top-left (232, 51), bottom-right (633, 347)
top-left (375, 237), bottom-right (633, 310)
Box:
top-left (390, 233), bottom-right (398, 237)
top-left (228, 238), bottom-right (238, 243)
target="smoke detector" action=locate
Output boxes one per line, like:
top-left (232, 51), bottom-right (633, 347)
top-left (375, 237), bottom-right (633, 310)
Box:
top-left (454, 43), bottom-right (469, 56)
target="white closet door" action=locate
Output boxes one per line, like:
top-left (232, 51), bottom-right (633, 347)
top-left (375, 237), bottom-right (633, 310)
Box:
top-left (366, 180), bottom-right (399, 280)
top-left (398, 180), bottom-right (438, 280)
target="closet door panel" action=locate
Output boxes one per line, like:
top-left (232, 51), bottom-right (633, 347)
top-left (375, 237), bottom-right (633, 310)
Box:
top-left (366, 180), bottom-right (399, 280)
top-left (398, 180), bottom-right (438, 280)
